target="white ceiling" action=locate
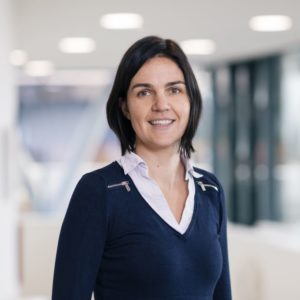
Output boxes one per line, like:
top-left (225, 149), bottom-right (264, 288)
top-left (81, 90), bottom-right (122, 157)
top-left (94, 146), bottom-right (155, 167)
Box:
top-left (14, 0), bottom-right (300, 70)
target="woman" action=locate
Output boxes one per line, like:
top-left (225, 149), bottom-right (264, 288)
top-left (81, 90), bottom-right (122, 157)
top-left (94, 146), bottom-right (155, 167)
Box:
top-left (52, 36), bottom-right (232, 300)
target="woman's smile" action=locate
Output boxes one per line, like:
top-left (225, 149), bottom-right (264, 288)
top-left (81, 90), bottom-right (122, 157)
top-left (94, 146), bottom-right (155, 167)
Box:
top-left (148, 119), bottom-right (174, 125)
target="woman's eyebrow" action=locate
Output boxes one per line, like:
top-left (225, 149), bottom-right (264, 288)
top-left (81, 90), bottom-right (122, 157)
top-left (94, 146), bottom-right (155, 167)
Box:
top-left (165, 80), bottom-right (185, 87)
top-left (131, 80), bottom-right (185, 91)
top-left (130, 83), bottom-right (152, 91)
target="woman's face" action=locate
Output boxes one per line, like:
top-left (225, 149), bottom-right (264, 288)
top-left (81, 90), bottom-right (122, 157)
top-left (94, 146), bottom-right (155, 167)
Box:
top-left (122, 56), bottom-right (190, 154)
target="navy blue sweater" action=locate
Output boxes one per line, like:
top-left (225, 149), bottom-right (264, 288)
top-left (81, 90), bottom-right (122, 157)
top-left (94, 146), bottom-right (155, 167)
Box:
top-left (52, 161), bottom-right (232, 300)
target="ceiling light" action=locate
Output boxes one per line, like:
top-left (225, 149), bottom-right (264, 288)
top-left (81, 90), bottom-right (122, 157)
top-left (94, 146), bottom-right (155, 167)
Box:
top-left (180, 39), bottom-right (216, 55)
top-left (249, 15), bottom-right (292, 32)
top-left (58, 37), bottom-right (96, 53)
top-left (25, 60), bottom-right (54, 77)
top-left (100, 13), bottom-right (143, 29)
top-left (9, 49), bottom-right (28, 66)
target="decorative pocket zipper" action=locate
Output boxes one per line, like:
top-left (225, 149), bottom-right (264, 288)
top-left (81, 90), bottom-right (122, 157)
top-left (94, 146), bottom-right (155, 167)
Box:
top-left (107, 180), bottom-right (131, 192)
top-left (197, 181), bottom-right (219, 192)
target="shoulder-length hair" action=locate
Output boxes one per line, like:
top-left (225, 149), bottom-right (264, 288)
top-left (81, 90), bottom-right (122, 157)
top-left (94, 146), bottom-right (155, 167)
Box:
top-left (106, 35), bottom-right (202, 158)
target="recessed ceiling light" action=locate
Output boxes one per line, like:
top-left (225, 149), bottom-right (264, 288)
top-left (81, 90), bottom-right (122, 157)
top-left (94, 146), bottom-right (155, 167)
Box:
top-left (25, 60), bottom-right (54, 77)
top-left (180, 39), bottom-right (216, 55)
top-left (249, 15), bottom-right (292, 32)
top-left (100, 13), bottom-right (143, 29)
top-left (58, 37), bottom-right (96, 53)
top-left (9, 49), bottom-right (28, 66)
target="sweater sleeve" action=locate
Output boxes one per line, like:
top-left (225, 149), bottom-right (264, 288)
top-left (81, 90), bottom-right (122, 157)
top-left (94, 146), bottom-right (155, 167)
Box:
top-left (213, 179), bottom-right (232, 300)
top-left (52, 173), bottom-right (108, 300)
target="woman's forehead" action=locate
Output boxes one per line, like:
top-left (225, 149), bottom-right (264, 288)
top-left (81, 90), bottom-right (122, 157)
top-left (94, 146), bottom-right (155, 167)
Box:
top-left (130, 56), bottom-right (184, 86)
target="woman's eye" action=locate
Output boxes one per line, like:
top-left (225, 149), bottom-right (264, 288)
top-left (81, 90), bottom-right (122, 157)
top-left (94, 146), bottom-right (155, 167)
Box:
top-left (169, 87), bottom-right (181, 94)
top-left (137, 90), bottom-right (151, 97)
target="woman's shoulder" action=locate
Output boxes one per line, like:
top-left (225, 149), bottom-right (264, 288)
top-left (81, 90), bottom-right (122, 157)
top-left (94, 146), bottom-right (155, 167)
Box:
top-left (192, 167), bottom-right (226, 233)
top-left (79, 160), bottom-right (124, 186)
top-left (192, 166), bottom-right (223, 190)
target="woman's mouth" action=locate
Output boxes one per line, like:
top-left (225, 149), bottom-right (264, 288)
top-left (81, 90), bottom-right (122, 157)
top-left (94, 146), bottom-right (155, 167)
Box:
top-left (148, 119), bottom-right (175, 126)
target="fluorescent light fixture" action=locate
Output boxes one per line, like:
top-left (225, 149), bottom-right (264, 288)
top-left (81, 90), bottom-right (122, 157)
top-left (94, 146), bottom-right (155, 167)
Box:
top-left (9, 49), bottom-right (28, 66)
top-left (58, 37), bottom-right (96, 53)
top-left (100, 13), bottom-right (143, 29)
top-left (25, 60), bottom-right (54, 77)
top-left (249, 15), bottom-right (292, 32)
top-left (180, 39), bottom-right (216, 55)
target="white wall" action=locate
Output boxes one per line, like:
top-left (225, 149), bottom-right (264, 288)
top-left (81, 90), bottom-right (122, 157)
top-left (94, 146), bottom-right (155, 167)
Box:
top-left (0, 0), bottom-right (19, 298)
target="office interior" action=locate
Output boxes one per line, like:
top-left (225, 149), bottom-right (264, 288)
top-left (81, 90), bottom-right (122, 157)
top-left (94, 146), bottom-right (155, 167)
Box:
top-left (1, 0), bottom-right (300, 299)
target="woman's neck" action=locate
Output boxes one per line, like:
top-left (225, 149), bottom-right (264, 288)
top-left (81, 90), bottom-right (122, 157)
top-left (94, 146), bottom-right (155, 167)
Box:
top-left (135, 146), bottom-right (186, 191)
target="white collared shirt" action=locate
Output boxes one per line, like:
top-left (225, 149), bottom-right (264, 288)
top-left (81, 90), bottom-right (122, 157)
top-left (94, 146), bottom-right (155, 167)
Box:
top-left (117, 151), bottom-right (202, 234)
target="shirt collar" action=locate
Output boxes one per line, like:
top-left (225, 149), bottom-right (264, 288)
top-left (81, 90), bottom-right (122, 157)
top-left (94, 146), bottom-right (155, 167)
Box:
top-left (119, 151), bottom-right (148, 175)
top-left (180, 154), bottom-right (203, 180)
top-left (118, 151), bottom-right (203, 179)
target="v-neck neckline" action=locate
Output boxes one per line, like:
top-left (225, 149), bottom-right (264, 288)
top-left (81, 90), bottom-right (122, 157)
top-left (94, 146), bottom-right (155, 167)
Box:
top-left (112, 161), bottom-right (200, 240)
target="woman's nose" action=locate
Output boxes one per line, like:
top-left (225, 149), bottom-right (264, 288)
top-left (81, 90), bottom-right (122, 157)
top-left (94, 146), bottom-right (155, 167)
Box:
top-left (152, 92), bottom-right (170, 111)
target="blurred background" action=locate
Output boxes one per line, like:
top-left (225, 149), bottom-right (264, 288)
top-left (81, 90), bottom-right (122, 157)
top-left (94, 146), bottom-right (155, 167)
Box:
top-left (1, 0), bottom-right (300, 299)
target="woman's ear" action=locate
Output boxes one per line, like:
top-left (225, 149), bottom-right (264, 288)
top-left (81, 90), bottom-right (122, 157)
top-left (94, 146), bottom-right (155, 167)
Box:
top-left (120, 98), bottom-right (131, 120)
